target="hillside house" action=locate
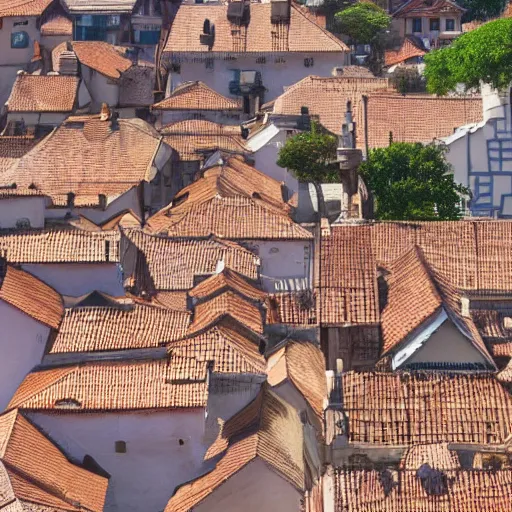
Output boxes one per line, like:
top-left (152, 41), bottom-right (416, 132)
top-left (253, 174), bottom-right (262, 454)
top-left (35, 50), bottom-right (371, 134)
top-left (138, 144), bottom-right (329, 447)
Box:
top-left (443, 86), bottom-right (512, 218)
top-left (161, 1), bottom-right (349, 105)
top-left (9, 357), bottom-right (210, 512)
top-left (0, 230), bottom-right (123, 296)
top-left (0, 262), bottom-right (63, 411)
top-left (2, 111), bottom-right (174, 222)
top-left (391, 0), bottom-right (465, 49)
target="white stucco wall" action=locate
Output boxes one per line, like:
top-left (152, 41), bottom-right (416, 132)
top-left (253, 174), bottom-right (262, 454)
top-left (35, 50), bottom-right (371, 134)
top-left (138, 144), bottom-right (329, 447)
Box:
top-left (170, 53), bottom-right (346, 102)
top-left (21, 263), bottom-right (124, 296)
top-left (28, 409), bottom-right (207, 512)
top-left (78, 188), bottom-right (142, 224)
top-left (250, 129), bottom-right (299, 197)
top-left (82, 64), bottom-right (120, 108)
top-left (0, 300), bottom-right (50, 412)
top-left (0, 196), bottom-right (45, 229)
top-left (406, 318), bottom-right (488, 366)
top-left (245, 240), bottom-right (312, 292)
top-left (193, 458), bottom-right (302, 512)
top-left (0, 17), bottom-right (40, 66)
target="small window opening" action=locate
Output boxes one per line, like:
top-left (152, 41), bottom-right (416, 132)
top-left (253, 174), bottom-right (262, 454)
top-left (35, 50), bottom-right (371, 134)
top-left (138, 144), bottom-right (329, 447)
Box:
top-left (178, 439), bottom-right (185, 446)
top-left (115, 440), bottom-right (127, 453)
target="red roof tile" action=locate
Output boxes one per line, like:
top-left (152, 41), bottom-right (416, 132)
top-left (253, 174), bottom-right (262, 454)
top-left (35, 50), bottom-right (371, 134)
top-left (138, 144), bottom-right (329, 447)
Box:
top-left (393, 0), bottom-right (465, 17)
top-left (164, 3), bottom-right (348, 54)
top-left (384, 37), bottom-right (426, 67)
top-left (6, 74), bottom-right (78, 113)
top-left (266, 292), bottom-right (318, 326)
top-left (400, 443), bottom-right (460, 470)
top-left (153, 81), bottom-right (241, 111)
top-left (40, 14), bottom-right (73, 36)
top-left (0, 0), bottom-right (52, 16)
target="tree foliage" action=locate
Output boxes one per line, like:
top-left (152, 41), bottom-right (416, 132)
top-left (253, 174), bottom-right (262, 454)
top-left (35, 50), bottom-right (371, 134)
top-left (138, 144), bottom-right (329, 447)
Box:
top-left (460, 0), bottom-right (507, 21)
top-left (277, 123), bottom-right (338, 183)
top-left (359, 142), bottom-right (469, 221)
top-left (335, 2), bottom-right (391, 44)
top-left (424, 18), bottom-right (512, 95)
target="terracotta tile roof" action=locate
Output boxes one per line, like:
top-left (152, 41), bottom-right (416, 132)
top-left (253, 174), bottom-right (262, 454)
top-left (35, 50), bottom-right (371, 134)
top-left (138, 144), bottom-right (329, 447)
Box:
top-left (6, 75), bottom-right (78, 113)
top-left (472, 310), bottom-right (511, 341)
top-left (189, 267), bottom-right (265, 302)
top-left (393, 0), bottom-right (465, 17)
top-left (0, 187), bottom-right (46, 199)
top-left (61, 0), bottom-right (137, 13)
top-left (53, 41), bottom-right (132, 80)
top-left (498, 359), bottom-right (512, 382)
top-left (153, 291), bottom-right (189, 311)
top-left (163, 3), bottom-right (348, 54)
top-left (266, 292), bottom-right (318, 326)
top-left (153, 81), bottom-right (242, 111)
top-left (0, 264), bottom-right (63, 330)
top-left (0, 0), bottom-right (52, 16)
top-left (0, 409), bottom-right (108, 511)
top-left (334, 468), bottom-right (512, 512)
top-left (341, 371), bottom-right (512, 445)
top-left (118, 65), bottom-right (155, 108)
top-left (504, 0), bottom-right (512, 17)
top-left (381, 248), bottom-right (442, 354)
top-left (271, 75), bottom-right (390, 136)
top-left (40, 14), bottom-right (73, 36)
top-left (365, 93), bottom-right (483, 148)
top-left (168, 320), bottom-right (266, 374)
top-left (337, 66), bottom-right (377, 78)
top-left (188, 291), bottom-right (264, 335)
top-left (462, 19), bottom-right (484, 32)
top-left (0, 136), bottom-right (43, 174)
top-left (147, 160), bottom-right (311, 240)
top-left (3, 117), bottom-right (163, 206)
top-left (0, 230), bottom-right (119, 263)
top-left (320, 221), bottom-right (512, 326)
top-left (122, 229), bottom-right (259, 291)
top-left (400, 443), bottom-right (460, 470)
top-left (267, 340), bottom-right (327, 422)
top-left (319, 225), bottom-right (379, 326)
top-left (167, 386), bottom-right (304, 511)
top-left (50, 301), bottom-right (190, 354)
top-left (9, 358), bottom-right (208, 412)
top-left (160, 120), bottom-right (247, 161)
top-left (384, 37), bottom-right (427, 67)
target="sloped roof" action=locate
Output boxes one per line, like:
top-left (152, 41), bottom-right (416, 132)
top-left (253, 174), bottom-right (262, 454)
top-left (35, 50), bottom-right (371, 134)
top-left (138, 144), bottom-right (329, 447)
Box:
top-left (270, 75), bottom-right (390, 137)
top-left (6, 74), bottom-right (79, 113)
top-left (0, 0), bottom-right (52, 17)
top-left (61, 0), bottom-right (137, 13)
top-left (0, 409), bottom-right (108, 511)
top-left (40, 14), bottom-right (73, 36)
top-left (53, 41), bottom-right (132, 80)
top-left (164, 3), bottom-right (348, 54)
top-left (9, 358), bottom-right (208, 412)
top-left (166, 386), bottom-right (304, 511)
top-left (0, 136), bottom-right (43, 174)
top-left (341, 371), bottom-right (512, 445)
top-left (147, 160), bottom-right (311, 240)
top-left (189, 267), bottom-right (265, 302)
top-left (266, 292), bottom-right (318, 326)
top-left (188, 290), bottom-right (264, 335)
top-left (122, 229), bottom-right (259, 291)
top-left (400, 443), bottom-right (460, 470)
top-left (267, 340), bottom-right (327, 422)
top-left (0, 230), bottom-right (119, 263)
top-left (0, 264), bottom-right (63, 330)
top-left (319, 221), bottom-right (512, 326)
top-left (384, 37), bottom-right (427, 67)
top-left (160, 120), bottom-right (248, 161)
top-left (153, 81), bottom-right (242, 111)
top-left (3, 116), bottom-right (163, 206)
top-left (365, 93), bottom-right (483, 148)
top-left (334, 467), bottom-right (512, 512)
top-left (50, 300), bottom-right (190, 354)
top-left (393, 0), bottom-right (465, 17)
top-left (168, 319), bottom-right (266, 374)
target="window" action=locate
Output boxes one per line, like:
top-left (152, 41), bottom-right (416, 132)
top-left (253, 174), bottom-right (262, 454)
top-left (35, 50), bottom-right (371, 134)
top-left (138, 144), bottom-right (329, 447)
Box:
top-left (304, 57), bottom-right (314, 68)
top-left (430, 18), bottom-right (440, 31)
top-left (445, 18), bottom-right (455, 31)
top-left (412, 18), bottom-right (422, 33)
top-left (11, 31), bottom-right (29, 48)
top-left (115, 441), bottom-right (127, 453)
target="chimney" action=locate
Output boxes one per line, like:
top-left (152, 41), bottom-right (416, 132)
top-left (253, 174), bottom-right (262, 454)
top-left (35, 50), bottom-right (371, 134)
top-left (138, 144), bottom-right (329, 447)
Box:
top-left (271, 0), bottom-right (290, 24)
top-left (100, 103), bottom-right (111, 121)
top-left (460, 296), bottom-right (470, 317)
top-left (336, 100), bottom-right (363, 220)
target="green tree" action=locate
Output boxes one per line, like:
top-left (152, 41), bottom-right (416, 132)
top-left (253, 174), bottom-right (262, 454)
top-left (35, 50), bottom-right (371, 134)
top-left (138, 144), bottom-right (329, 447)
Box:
top-left (359, 142), bottom-right (469, 221)
top-left (277, 123), bottom-right (338, 216)
top-left (335, 2), bottom-right (391, 44)
top-left (277, 123), bottom-right (338, 183)
top-left (424, 18), bottom-right (512, 95)
top-left (460, 0), bottom-right (507, 21)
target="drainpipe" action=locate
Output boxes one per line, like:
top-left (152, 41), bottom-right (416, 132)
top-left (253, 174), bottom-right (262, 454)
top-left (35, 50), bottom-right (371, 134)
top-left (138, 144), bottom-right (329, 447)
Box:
top-left (362, 94), bottom-right (369, 160)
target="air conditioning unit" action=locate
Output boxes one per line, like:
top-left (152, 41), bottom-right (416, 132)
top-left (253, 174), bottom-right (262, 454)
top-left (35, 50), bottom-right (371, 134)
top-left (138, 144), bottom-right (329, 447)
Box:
top-left (227, 1), bottom-right (250, 25)
top-left (271, 0), bottom-right (290, 24)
